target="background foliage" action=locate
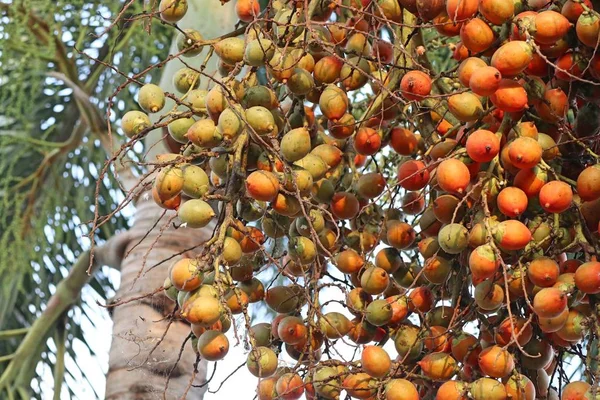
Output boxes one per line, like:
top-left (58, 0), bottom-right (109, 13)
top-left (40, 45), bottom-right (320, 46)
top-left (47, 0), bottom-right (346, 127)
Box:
top-left (0, 1), bottom-right (171, 397)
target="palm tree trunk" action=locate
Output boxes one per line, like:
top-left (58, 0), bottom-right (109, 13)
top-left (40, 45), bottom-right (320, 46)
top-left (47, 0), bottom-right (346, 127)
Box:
top-left (105, 200), bottom-right (216, 399)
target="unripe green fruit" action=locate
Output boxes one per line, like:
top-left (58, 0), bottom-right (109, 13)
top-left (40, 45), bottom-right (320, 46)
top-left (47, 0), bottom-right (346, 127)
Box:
top-left (194, 284), bottom-right (219, 299)
top-left (265, 286), bottom-right (299, 313)
top-left (340, 57), bottom-right (370, 91)
top-left (182, 164), bottom-right (209, 198)
top-left (137, 84), bottom-right (165, 113)
top-left (245, 106), bottom-right (276, 135)
top-left (178, 199), bottom-right (215, 228)
top-left (222, 236), bottom-right (242, 265)
top-left (159, 0), bottom-right (188, 22)
top-left (365, 299), bottom-right (393, 326)
top-left (319, 312), bottom-right (352, 339)
top-left (273, 9), bottom-right (303, 40)
top-left (294, 153), bottom-right (328, 180)
top-left (437, 223), bottom-right (469, 254)
top-left (209, 151), bottom-right (229, 178)
top-left (121, 111), bottom-right (151, 138)
top-left (261, 212), bottom-right (291, 238)
top-left (394, 324), bottom-right (423, 361)
top-left (288, 169), bottom-right (313, 196)
top-left (173, 67), bottom-right (200, 93)
top-left (345, 33), bottom-right (372, 56)
top-left (186, 89), bottom-right (208, 113)
top-left (186, 119), bottom-right (222, 147)
top-left (217, 106), bottom-right (244, 140)
top-left (281, 127), bottom-right (311, 162)
top-left (246, 347), bottom-right (278, 377)
top-left (168, 116), bottom-right (195, 143)
top-left (237, 199), bottom-right (266, 221)
top-left (242, 86), bottom-right (278, 109)
top-left (287, 236), bottom-right (317, 265)
top-left (311, 178), bottom-right (334, 203)
top-left (176, 28), bottom-right (204, 57)
top-left (244, 38), bottom-right (275, 67)
top-left (250, 323), bottom-right (273, 347)
top-left (163, 277), bottom-right (179, 301)
top-left (313, 366), bottom-right (341, 399)
top-left (295, 209), bottom-right (325, 236)
top-left (214, 37), bottom-right (246, 65)
top-left (286, 68), bottom-right (314, 95)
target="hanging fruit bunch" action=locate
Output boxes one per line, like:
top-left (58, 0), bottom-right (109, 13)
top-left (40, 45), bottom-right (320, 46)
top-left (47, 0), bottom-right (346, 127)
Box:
top-left (112, 0), bottom-right (600, 397)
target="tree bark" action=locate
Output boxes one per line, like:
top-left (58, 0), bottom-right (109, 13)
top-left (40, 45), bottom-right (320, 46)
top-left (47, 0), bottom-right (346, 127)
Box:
top-left (105, 200), bottom-right (216, 399)
top-left (105, 0), bottom-right (236, 398)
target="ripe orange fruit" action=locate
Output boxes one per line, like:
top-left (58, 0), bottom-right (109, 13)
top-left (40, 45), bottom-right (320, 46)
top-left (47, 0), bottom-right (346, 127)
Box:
top-left (390, 127), bottom-right (418, 155)
top-left (460, 18), bottom-right (495, 53)
top-left (437, 159), bottom-right (471, 194)
top-left (497, 186), bottom-right (528, 217)
top-left (424, 325), bottom-right (451, 352)
top-left (577, 13), bottom-right (600, 49)
top-left (434, 11), bottom-right (464, 36)
top-left (555, 51), bottom-right (585, 81)
top-left (563, 0), bottom-right (592, 22)
top-left (508, 137), bottom-right (543, 169)
top-left (466, 129), bottom-right (500, 163)
top-left (276, 373), bottom-right (304, 400)
top-left (458, 57), bottom-right (487, 86)
top-left (451, 332), bottom-right (481, 366)
top-left (398, 160), bottom-right (430, 190)
top-left (490, 79), bottom-right (528, 112)
top-left (514, 167), bottom-right (547, 197)
top-left (478, 345), bottom-right (514, 378)
top-left (246, 170), bottom-right (280, 201)
top-left (533, 10), bottom-right (572, 45)
top-left (494, 316), bottom-right (533, 346)
top-left (491, 41), bottom-right (533, 76)
top-left (236, 0), bottom-right (260, 22)
top-left (493, 220), bottom-right (532, 251)
top-left (469, 66), bottom-right (502, 96)
top-left (387, 221), bottom-right (416, 249)
top-left (385, 379), bottom-right (419, 400)
top-left (336, 249), bottom-right (365, 274)
top-left (361, 346), bottom-right (391, 378)
top-left (446, 0), bottom-right (478, 20)
top-left (399, 70), bottom-right (432, 101)
top-left (561, 381), bottom-right (591, 400)
top-left (479, 0), bottom-right (514, 25)
top-left (538, 180), bottom-right (573, 213)
top-left (354, 127), bottom-right (381, 155)
top-left (408, 286), bottom-right (434, 312)
top-left (574, 261), bottom-right (600, 294)
top-left (504, 374), bottom-right (535, 400)
top-left (419, 352), bottom-right (458, 381)
top-left (528, 257), bottom-right (560, 287)
top-left (197, 330), bottom-right (229, 361)
top-left (469, 243), bottom-right (500, 279)
top-left (330, 192), bottom-right (360, 219)
top-left (170, 258), bottom-right (202, 291)
top-left (577, 165), bottom-right (600, 201)
top-left (437, 380), bottom-right (469, 400)
top-left (533, 287), bottom-right (568, 317)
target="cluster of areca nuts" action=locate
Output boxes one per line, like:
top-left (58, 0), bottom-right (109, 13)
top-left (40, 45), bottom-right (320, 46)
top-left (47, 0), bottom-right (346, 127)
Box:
top-left (115, 0), bottom-right (600, 398)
